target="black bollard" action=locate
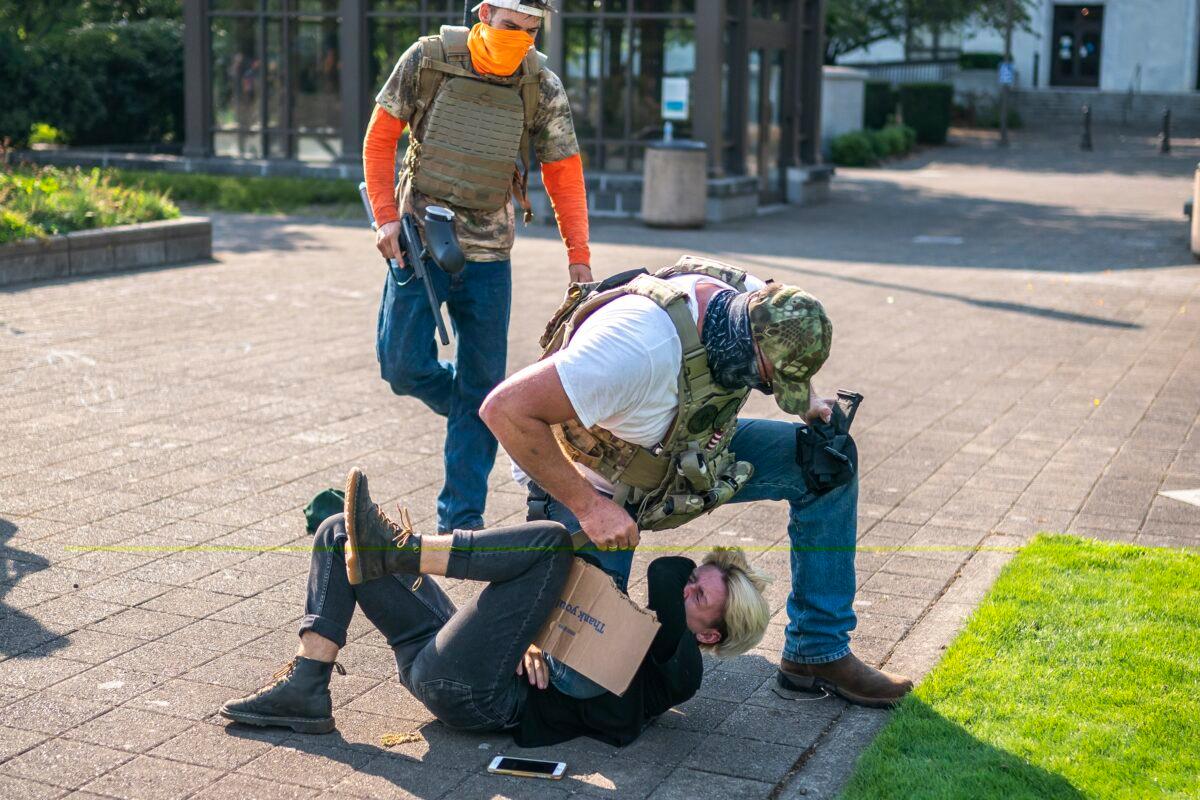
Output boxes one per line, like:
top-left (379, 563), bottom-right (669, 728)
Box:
top-left (1161, 108), bottom-right (1172, 154)
top-left (1081, 104), bottom-right (1093, 151)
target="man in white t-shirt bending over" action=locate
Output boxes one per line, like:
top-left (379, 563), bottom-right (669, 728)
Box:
top-left (481, 257), bottom-right (912, 709)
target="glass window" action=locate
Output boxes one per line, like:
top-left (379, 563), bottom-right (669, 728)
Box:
top-left (371, 0), bottom-right (422, 11)
top-left (211, 16), bottom-right (262, 136)
top-left (752, 0), bottom-right (788, 20)
top-left (631, 17), bottom-right (694, 142)
top-left (210, 0), bottom-right (259, 11)
top-left (368, 19), bottom-right (423, 93)
top-left (292, 18), bottom-right (342, 133)
top-left (297, 0), bottom-right (339, 13)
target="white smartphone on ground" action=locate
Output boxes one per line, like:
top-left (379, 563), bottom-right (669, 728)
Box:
top-left (487, 755), bottom-right (567, 780)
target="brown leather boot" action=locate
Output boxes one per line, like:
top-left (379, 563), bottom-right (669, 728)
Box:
top-left (777, 653), bottom-right (913, 708)
top-left (343, 467), bottom-right (422, 586)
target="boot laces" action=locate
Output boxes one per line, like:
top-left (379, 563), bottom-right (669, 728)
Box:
top-left (261, 657), bottom-right (346, 691)
top-left (387, 504), bottom-right (423, 590)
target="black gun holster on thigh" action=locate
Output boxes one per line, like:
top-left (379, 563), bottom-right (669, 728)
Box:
top-left (795, 390), bottom-right (863, 495)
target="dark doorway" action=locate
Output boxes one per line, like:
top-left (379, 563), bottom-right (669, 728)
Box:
top-left (1050, 5), bottom-right (1103, 87)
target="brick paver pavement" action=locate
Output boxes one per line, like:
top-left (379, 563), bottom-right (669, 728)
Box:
top-left (3, 134), bottom-right (1199, 799)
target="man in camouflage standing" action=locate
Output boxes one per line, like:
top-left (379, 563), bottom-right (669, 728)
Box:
top-left (362, 0), bottom-right (590, 532)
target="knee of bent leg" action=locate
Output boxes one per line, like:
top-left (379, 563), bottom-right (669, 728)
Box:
top-left (313, 513), bottom-right (347, 552)
top-left (530, 521), bottom-right (573, 566)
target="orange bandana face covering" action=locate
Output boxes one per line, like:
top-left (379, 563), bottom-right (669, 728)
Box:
top-left (467, 22), bottom-right (535, 76)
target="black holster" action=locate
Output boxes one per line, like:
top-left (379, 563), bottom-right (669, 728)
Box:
top-left (795, 390), bottom-right (863, 495)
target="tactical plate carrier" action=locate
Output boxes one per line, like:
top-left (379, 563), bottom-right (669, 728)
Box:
top-left (405, 26), bottom-right (544, 218)
top-left (539, 255), bottom-right (757, 531)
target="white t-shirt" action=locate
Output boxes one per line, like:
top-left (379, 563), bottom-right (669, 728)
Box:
top-left (512, 272), bottom-right (766, 494)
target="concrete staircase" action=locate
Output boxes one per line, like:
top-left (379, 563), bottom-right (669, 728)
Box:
top-left (1013, 88), bottom-right (1200, 131)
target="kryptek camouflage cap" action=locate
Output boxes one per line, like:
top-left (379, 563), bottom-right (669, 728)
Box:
top-left (748, 285), bottom-right (832, 415)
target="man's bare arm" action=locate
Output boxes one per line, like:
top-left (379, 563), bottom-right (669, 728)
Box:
top-left (480, 360), bottom-right (639, 550)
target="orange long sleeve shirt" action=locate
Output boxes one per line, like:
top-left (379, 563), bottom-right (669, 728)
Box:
top-left (361, 104), bottom-right (590, 266)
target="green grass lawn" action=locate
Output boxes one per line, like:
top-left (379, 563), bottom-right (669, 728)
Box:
top-left (109, 170), bottom-right (361, 217)
top-left (842, 535), bottom-right (1200, 800)
top-left (1, 166), bottom-right (179, 243)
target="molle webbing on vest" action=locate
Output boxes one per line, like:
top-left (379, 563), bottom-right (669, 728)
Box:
top-left (409, 76), bottom-right (527, 210)
top-left (541, 256), bottom-right (756, 530)
top-left (407, 25), bottom-right (544, 214)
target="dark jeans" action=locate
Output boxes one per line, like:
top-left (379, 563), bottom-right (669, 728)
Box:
top-left (376, 259), bottom-right (512, 532)
top-left (531, 417), bottom-right (859, 697)
top-left (299, 514), bottom-right (572, 731)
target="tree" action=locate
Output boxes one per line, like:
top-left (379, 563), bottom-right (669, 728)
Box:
top-left (0, 0), bottom-right (179, 40)
top-left (824, 0), bottom-right (1033, 63)
top-left (824, 0), bottom-right (905, 64)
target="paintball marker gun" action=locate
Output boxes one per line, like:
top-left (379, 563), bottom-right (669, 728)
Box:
top-left (358, 182), bottom-right (465, 345)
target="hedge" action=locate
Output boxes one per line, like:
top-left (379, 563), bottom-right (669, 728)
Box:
top-left (0, 20), bottom-right (183, 148)
top-left (0, 30), bottom-right (35, 147)
top-left (863, 81), bottom-right (896, 130)
top-left (898, 83), bottom-right (953, 145)
top-left (830, 124), bottom-right (916, 167)
top-left (959, 52), bottom-right (1005, 70)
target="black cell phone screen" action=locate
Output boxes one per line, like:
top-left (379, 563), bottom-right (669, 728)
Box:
top-left (494, 757), bottom-right (559, 774)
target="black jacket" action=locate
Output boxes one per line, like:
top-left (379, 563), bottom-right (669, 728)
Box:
top-left (514, 557), bottom-right (702, 748)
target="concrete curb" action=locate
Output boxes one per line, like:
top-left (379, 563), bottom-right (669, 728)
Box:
top-left (0, 216), bottom-right (212, 288)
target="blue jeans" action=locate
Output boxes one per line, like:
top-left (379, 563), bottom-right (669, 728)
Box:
top-left (377, 259), bottom-right (511, 532)
top-left (532, 417), bottom-right (858, 696)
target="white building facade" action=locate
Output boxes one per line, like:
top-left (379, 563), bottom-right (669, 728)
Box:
top-left (845, 1), bottom-right (1200, 94)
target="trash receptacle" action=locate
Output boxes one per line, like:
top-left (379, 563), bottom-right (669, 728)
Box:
top-left (641, 140), bottom-right (707, 228)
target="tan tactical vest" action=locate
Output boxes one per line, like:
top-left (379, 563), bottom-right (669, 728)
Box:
top-left (404, 26), bottom-right (543, 218)
top-left (539, 255), bottom-right (757, 531)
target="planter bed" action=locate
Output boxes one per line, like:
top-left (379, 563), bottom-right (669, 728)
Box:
top-left (0, 216), bottom-right (211, 288)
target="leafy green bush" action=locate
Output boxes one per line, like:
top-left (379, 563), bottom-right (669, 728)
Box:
top-left (51, 20), bottom-right (184, 146)
top-left (863, 81), bottom-right (896, 130)
top-left (110, 171), bottom-right (360, 213)
top-left (958, 52), bottom-right (1004, 70)
top-left (0, 30), bottom-right (34, 147)
top-left (830, 131), bottom-right (877, 167)
top-left (898, 83), bottom-right (953, 144)
top-left (29, 123), bottom-right (66, 145)
top-left (0, 166), bottom-right (180, 244)
top-left (3, 20), bottom-right (183, 149)
top-left (832, 124), bottom-right (915, 167)
top-left (870, 125), bottom-right (910, 158)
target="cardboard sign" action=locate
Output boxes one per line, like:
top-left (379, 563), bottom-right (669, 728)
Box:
top-left (534, 558), bottom-right (661, 696)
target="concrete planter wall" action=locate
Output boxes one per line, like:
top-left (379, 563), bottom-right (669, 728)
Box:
top-left (0, 217), bottom-right (212, 288)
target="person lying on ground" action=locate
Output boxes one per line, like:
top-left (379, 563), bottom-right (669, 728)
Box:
top-left (218, 467), bottom-right (770, 747)
top-left (480, 255), bottom-right (914, 706)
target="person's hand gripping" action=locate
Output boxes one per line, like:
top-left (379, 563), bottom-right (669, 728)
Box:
top-left (577, 494), bottom-right (640, 551)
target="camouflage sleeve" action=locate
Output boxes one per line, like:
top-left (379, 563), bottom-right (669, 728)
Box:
top-left (375, 41), bottom-right (423, 123)
top-left (531, 67), bottom-right (580, 164)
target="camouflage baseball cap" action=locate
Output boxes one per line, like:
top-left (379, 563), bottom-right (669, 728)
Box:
top-left (748, 285), bottom-right (832, 415)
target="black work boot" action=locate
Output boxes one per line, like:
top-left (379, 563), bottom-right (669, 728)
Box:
top-left (777, 653), bottom-right (913, 708)
top-left (220, 656), bottom-right (345, 734)
top-left (343, 467), bottom-right (422, 586)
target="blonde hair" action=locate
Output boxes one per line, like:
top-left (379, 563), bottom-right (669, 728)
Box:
top-left (700, 547), bottom-right (772, 659)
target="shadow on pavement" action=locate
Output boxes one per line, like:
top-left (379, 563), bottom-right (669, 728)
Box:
top-left (843, 696), bottom-right (1086, 799)
top-left (0, 517), bottom-right (66, 659)
top-left (578, 179), bottom-right (1191, 275)
top-left (735, 253), bottom-right (1139, 330)
top-left (888, 129), bottom-right (1200, 179)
